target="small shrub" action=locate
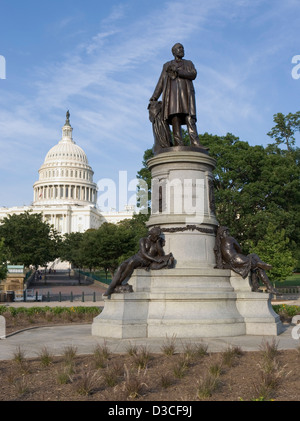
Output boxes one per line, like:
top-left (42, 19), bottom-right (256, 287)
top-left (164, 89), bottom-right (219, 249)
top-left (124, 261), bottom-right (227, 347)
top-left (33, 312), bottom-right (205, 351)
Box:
top-left (161, 334), bottom-right (177, 356)
top-left (45, 310), bottom-right (54, 322)
top-left (92, 342), bottom-right (110, 368)
top-left (273, 304), bottom-right (300, 320)
top-left (252, 373), bottom-right (277, 401)
top-left (160, 373), bottom-right (173, 389)
top-left (126, 342), bottom-right (138, 357)
top-left (197, 373), bottom-right (220, 399)
top-left (181, 342), bottom-right (197, 361)
top-left (259, 338), bottom-right (279, 362)
top-left (194, 343), bottom-right (209, 357)
top-left (0, 305), bottom-right (7, 315)
top-left (37, 346), bottom-right (54, 367)
top-left (74, 366), bottom-right (100, 396)
top-left (172, 356), bottom-right (189, 378)
top-left (103, 362), bottom-right (123, 387)
top-left (97, 341), bottom-right (111, 360)
top-left (92, 347), bottom-right (106, 369)
top-left (13, 375), bottom-right (30, 397)
top-left (221, 345), bottom-right (243, 367)
top-left (4, 306), bottom-right (99, 322)
top-left (13, 346), bottom-right (26, 365)
top-left (133, 346), bottom-right (151, 369)
top-left (208, 361), bottom-right (223, 377)
top-left (62, 345), bottom-right (78, 365)
top-left (251, 348), bottom-right (288, 401)
top-left (56, 362), bottom-right (75, 384)
top-left (123, 365), bottom-right (147, 399)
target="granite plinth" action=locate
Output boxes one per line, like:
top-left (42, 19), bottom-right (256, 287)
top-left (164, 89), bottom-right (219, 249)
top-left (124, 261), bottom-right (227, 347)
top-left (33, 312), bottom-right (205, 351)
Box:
top-left (92, 269), bottom-right (283, 338)
top-left (92, 150), bottom-right (283, 339)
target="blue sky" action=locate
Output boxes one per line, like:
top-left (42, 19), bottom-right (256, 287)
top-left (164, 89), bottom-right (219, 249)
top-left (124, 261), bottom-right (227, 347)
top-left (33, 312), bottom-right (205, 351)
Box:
top-left (0, 0), bottom-right (299, 208)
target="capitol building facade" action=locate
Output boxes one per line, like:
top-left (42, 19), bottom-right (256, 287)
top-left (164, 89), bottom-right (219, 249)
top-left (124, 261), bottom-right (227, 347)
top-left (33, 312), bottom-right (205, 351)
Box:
top-left (0, 112), bottom-right (135, 234)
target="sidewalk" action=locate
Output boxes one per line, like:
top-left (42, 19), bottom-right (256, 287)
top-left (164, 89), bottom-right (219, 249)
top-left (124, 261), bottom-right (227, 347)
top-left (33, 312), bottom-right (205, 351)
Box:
top-left (1, 272), bottom-right (299, 361)
top-left (0, 323), bottom-right (299, 361)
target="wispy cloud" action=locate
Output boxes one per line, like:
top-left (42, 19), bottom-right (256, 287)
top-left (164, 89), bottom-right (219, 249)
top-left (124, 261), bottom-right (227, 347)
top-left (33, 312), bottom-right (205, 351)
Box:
top-left (1, 0), bottom-right (300, 207)
top-left (29, 0), bottom-right (218, 134)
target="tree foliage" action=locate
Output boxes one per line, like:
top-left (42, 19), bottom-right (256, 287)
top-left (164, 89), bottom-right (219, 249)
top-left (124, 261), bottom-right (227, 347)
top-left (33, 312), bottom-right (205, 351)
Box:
top-left (59, 213), bottom-right (149, 276)
top-left (0, 211), bottom-right (61, 268)
top-left (197, 133), bottom-right (299, 254)
top-left (249, 223), bottom-right (296, 283)
top-left (267, 111), bottom-right (300, 151)
top-left (0, 238), bottom-right (8, 280)
top-left (60, 232), bottom-right (85, 269)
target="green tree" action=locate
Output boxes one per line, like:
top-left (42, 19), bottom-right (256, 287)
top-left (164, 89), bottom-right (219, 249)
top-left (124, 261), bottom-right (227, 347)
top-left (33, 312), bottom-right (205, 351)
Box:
top-left (73, 215), bottom-right (149, 276)
top-left (249, 223), bottom-right (296, 283)
top-left (0, 211), bottom-right (61, 268)
top-left (117, 213), bottom-right (149, 259)
top-left (199, 133), bottom-right (300, 260)
top-left (60, 232), bottom-right (85, 269)
top-left (267, 111), bottom-right (300, 151)
top-left (92, 223), bottom-right (134, 277)
top-left (0, 238), bottom-right (8, 280)
top-left (79, 229), bottom-right (100, 271)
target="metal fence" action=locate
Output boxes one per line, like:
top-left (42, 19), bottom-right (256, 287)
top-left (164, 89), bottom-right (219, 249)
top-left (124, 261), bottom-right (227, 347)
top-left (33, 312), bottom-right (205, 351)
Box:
top-left (276, 287), bottom-right (300, 295)
top-left (0, 290), bottom-right (104, 304)
top-left (41, 290), bottom-right (104, 303)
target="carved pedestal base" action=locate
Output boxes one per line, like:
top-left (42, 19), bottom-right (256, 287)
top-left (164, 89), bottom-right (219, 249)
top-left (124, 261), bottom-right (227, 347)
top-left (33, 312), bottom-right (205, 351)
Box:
top-left (91, 269), bottom-right (283, 339)
top-left (92, 150), bottom-right (283, 339)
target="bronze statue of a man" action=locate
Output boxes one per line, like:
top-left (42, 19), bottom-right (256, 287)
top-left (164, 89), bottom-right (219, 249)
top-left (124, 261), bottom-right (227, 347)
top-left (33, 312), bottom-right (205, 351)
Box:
top-left (150, 43), bottom-right (205, 148)
top-left (103, 227), bottom-right (174, 296)
top-left (214, 226), bottom-right (278, 294)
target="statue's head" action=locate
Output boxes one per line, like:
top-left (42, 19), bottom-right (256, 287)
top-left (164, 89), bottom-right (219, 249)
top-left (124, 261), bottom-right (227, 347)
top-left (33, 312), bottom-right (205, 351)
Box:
top-left (148, 226), bottom-right (161, 240)
top-left (172, 43), bottom-right (184, 58)
top-left (218, 226), bottom-right (230, 238)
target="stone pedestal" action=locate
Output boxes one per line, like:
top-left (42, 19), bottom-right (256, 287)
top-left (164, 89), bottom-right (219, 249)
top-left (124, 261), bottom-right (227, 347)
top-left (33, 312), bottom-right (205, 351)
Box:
top-left (92, 268), bottom-right (283, 338)
top-left (92, 149), bottom-right (283, 339)
top-left (147, 149), bottom-right (218, 269)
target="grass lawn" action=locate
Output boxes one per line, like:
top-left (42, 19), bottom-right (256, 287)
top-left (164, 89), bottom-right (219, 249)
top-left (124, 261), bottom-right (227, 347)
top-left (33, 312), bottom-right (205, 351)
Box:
top-left (274, 273), bottom-right (300, 287)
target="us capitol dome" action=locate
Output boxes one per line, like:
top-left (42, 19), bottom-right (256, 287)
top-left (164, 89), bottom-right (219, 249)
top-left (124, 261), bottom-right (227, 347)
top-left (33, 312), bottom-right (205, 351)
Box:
top-left (33, 111), bottom-right (98, 208)
top-left (0, 111), bottom-right (135, 235)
